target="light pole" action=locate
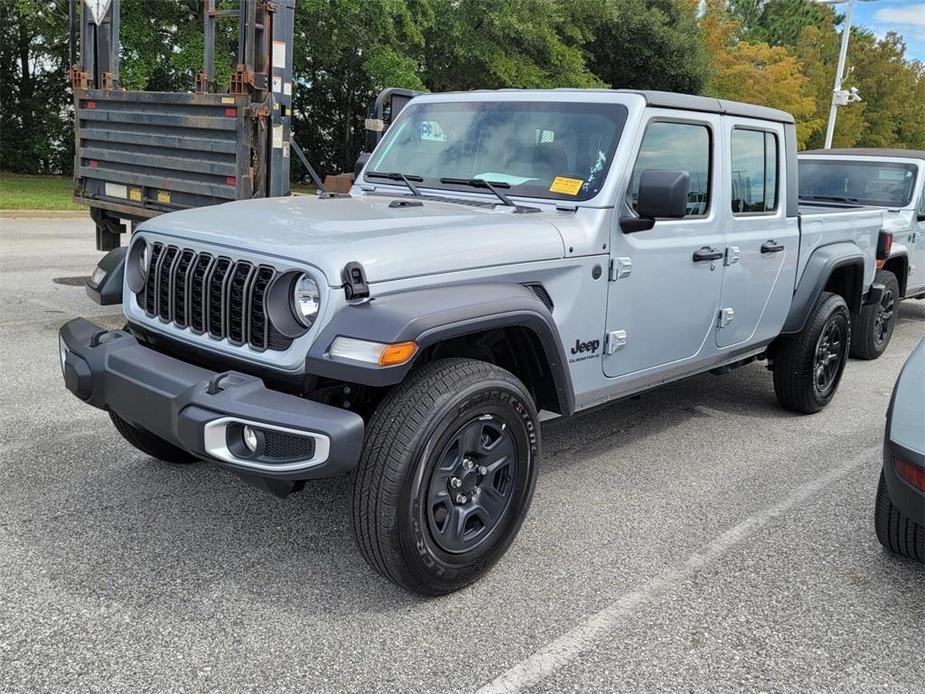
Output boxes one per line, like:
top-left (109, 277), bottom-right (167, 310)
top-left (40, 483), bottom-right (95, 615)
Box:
top-left (819, 0), bottom-right (878, 149)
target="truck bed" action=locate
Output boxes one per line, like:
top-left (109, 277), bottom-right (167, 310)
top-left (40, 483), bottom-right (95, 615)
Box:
top-left (797, 204), bottom-right (884, 289)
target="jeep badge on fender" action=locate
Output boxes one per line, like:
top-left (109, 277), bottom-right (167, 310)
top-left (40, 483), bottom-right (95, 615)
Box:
top-left (60, 89), bottom-right (883, 595)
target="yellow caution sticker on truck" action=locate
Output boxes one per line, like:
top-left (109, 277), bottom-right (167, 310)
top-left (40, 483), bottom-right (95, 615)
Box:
top-left (549, 177), bottom-right (584, 196)
top-left (221, 97), bottom-right (235, 105)
top-left (157, 190), bottom-right (171, 203)
top-left (129, 187), bottom-right (142, 202)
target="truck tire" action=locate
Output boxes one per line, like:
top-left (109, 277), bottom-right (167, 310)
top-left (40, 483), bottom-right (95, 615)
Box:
top-left (875, 470), bottom-right (924, 562)
top-left (850, 269), bottom-right (899, 360)
top-left (109, 411), bottom-right (198, 464)
top-left (773, 292), bottom-right (850, 414)
top-left (351, 358), bottom-right (540, 595)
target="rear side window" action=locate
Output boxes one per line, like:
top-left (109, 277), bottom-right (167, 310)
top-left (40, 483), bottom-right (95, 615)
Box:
top-left (627, 121), bottom-right (711, 217)
top-left (731, 129), bottom-right (778, 214)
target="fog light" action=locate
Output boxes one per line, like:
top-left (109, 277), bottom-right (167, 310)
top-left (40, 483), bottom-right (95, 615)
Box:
top-left (243, 425), bottom-right (259, 453)
top-left (59, 336), bottom-right (68, 376)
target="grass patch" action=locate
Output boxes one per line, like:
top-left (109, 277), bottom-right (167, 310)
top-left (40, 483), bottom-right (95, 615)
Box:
top-left (0, 172), bottom-right (320, 210)
top-left (0, 173), bottom-right (85, 210)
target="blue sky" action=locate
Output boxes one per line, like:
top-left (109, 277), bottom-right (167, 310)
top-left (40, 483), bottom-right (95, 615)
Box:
top-left (847, 0), bottom-right (925, 62)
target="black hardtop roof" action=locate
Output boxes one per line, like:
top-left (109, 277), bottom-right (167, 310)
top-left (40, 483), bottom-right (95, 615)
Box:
top-left (801, 148), bottom-right (925, 162)
top-left (425, 88), bottom-right (796, 124)
top-left (616, 90), bottom-right (795, 124)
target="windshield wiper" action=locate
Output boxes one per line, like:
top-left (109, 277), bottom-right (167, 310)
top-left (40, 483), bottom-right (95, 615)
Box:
top-left (802, 194), bottom-right (861, 205)
top-left (366, 170), bottom-right (423, 196)
top-left (439, 177), bottom-right (539, 213)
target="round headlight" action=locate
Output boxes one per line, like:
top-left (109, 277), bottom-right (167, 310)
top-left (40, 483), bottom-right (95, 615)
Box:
top-left (292, 273), bottom-right (321, 327)
top-left (139, 239), bottom-right (150, 275)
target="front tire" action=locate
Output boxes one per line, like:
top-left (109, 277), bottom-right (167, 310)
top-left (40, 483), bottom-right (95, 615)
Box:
top-left (875, 470), bottom-right (924, 562)
top-left (850, 269), bottom-right (899, 360)
top-left (109, 411), bottom-right (198, 464)
top-left (351, 358), bottom-right (540, 595)
top-left (773, 292), bottom-right (850, 414)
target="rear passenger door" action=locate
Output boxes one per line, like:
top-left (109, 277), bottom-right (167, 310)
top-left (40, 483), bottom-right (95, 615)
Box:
top-left (716, 120), bottom-right (799, 348)
top-left (604, 113), bottom-right (724, 378)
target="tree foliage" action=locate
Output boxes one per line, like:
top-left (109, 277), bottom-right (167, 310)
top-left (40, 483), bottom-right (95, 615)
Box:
top-left (1, 0), bottom-right (923, 177)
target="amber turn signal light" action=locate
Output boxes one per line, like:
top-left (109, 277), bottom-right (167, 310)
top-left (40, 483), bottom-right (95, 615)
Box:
top-left (378, 341), bottom-right (418, 366)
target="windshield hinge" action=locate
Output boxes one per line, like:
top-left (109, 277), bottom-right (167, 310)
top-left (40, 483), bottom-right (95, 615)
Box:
top-left (342, 261), bottom-right (370, 301)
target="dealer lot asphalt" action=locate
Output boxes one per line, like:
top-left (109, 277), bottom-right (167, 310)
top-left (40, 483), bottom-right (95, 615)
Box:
top-left (1, 218), bottom-right (923, 693)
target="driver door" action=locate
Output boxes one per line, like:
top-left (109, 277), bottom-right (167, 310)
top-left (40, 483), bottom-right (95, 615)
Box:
top-left (603, 114), bottom-right (725, 379)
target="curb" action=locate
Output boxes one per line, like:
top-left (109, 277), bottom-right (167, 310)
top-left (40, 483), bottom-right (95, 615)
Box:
top-left (0, 210), bottom-right (89, 219)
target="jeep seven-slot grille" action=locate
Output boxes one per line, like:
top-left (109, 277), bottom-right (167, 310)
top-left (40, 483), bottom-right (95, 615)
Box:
top-left (139, 241), bottom-right (290, 351)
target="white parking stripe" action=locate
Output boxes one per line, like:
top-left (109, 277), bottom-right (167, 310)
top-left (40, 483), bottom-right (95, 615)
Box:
top-left (476, 444), bottom-right (879, 694)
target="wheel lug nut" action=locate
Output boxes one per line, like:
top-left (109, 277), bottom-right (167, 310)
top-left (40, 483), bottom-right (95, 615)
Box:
top-left (463, 458), bottom-right (474, 470)
top-left (455, 494), bottom-right (468, 504)
top-left (450, 477), bottom-right (462, 488)
top-left (477, 465), bottom-right (488, 475)
top-left (473, 486), bottom-right (481, 496)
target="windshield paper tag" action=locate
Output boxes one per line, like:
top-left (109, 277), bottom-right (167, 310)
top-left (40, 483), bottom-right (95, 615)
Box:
top-left (549, 177), bottom-right (583, 196)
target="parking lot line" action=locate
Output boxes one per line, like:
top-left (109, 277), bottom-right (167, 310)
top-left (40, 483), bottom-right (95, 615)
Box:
top-left (476, 443), bottom-right (880, 694)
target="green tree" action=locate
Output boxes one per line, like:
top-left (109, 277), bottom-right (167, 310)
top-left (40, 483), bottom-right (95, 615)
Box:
top-left (579, 0), bottom-right (709, 93)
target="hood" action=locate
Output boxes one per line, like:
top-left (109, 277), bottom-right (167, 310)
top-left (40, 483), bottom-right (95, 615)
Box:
top-left (140, 194), bottom-right (566, 284)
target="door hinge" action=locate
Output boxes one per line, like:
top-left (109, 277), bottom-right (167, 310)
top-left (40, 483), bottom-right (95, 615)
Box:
top-left (725, 246), bottom-right (740, 266)
top-left (717, 307), bottom-right (735, 328)
top-left (609, 257), bottom-right (632, 281)
top-left (605, 329), bottom-right (627, 354)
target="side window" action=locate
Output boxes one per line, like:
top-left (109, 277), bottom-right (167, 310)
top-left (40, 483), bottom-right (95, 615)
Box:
top-left (628, 121), bottom-right (711, 217)
top-left (918, 175), bottom-right (925, 215)
top-left (731, 129), bottom-right (778, 214)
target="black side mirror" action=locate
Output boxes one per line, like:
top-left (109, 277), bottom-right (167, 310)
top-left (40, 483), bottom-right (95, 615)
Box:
top-left (354, 151), bottom-right (371, 181)
top-left (621, 169), bottom-right (690, 233)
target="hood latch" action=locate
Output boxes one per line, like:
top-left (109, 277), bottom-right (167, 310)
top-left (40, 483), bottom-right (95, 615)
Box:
top-left (342, 261), bottom-right (370, 302)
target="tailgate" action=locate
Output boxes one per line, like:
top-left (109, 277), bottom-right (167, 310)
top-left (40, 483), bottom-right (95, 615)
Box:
top-left (73, 89), bottom-right (256, 219)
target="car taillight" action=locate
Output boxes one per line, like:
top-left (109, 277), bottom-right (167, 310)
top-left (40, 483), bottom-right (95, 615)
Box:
top-left (896, 455), bottom-right (925, 492)
top-left (877, 231), bottom-right (893, 261)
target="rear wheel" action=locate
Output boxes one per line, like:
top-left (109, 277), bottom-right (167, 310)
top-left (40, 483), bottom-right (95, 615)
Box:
top-left (874, 470), bottom-right (924, 562)
top-left (351, 358), bottom-right (540, 595)
top-left (850, 269), bottom-right (899, 360)
top-left (109, 411), bottom-right (198, 464)
top-left (773, 292), bottom-right (850, 414)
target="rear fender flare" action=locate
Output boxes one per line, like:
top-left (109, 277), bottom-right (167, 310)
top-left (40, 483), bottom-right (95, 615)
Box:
top-left (781, 243), bottom-right (864, 335)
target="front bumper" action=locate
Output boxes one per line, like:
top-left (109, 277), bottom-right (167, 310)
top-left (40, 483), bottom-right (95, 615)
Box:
top-left (59, 318), bottom-right (364, 480)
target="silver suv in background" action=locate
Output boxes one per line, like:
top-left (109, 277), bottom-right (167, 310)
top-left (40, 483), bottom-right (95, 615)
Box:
top-left (800, 149), bottom-right (925, 359)
top-left (63, 90), bottom-right (884, 594)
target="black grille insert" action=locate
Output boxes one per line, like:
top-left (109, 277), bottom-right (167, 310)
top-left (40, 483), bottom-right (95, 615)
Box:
top-left (140, 241), bottom-right (291, 351)
top-left (262, 430), bottom-right (316, 461)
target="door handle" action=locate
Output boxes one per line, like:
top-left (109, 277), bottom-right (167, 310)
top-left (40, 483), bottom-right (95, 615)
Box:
top-left (693, 247), bottom-right (724, 262)
top-left (761, 240), bottom-right (784, 254)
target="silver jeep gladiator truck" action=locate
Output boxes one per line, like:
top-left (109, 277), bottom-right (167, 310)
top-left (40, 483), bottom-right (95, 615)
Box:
top-left (800, 148), bottom-right (925, 359)
top-left (61, 90), bottom-right (884, 595)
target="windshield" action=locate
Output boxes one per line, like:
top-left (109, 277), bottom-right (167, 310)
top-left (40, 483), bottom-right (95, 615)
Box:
top-left (799, 159), bottom-right (919, 207)
top-left (366, 101), bottom-right (628, 202)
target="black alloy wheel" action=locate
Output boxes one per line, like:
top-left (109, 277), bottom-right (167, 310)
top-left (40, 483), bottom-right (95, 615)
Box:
top-left (872, 286), bottom-right (895, 349)
top-left (425, 414), bottom-right (519, 554)
top-left (813, 317), bottom-right (847, 399)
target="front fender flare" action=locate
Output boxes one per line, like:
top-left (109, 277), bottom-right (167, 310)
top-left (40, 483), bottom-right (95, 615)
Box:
top-left (85, 246), bottom-right (126, 306)
top-left (307, 283), bottom-right (574, 415)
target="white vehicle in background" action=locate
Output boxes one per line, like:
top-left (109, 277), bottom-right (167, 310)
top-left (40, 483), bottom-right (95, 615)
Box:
top-left (799, 149), bottom-right (925, 359)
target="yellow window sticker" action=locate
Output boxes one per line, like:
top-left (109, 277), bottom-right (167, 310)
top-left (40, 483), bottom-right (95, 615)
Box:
top-left (157, 190), bottom-right (171, 203)
top-left (549, 176), bottom-right (583, 196)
